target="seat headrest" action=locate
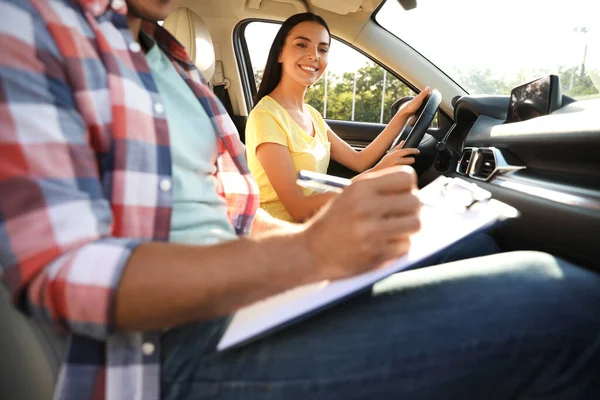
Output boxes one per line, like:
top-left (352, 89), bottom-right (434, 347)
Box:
top-left (163, 8), bottom-right (216, 81)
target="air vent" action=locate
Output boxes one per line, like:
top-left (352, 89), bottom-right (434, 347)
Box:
top-left (459, 147), bottom-right (524, 181)
top-left (472, 149), bottom-right (497, 180)
top-left (457, 148), bottom-right (474, 175)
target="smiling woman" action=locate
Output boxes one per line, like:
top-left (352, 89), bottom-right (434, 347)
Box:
top-left (245, 20), bottom-right (418, 125)
top-left (245, 12), bottom-right (428, 222)
top-left (254, 13), bottom-right (332, 106)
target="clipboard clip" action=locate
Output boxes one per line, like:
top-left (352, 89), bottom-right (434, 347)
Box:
top-left (418, 177), bottom-right (492, 212)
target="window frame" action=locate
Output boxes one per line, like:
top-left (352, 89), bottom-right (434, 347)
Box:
top-left (234, 19), bottom-right (422, 119)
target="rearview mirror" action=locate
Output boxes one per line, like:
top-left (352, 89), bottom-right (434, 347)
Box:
top-left (397, 0), bottom-right (417, 10)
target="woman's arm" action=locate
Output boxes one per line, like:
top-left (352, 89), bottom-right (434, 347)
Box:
top-left (256, 142), bottom-right (337, 222)
top-left (250, 208), bottom-right (298, 235)
top-left (329, 87), bottom-right (431, 173)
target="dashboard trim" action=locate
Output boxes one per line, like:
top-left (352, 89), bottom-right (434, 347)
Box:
top-left (493, 177), bottom-right (600, 211)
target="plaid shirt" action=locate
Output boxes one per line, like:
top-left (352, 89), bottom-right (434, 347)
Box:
top-left (0, 0), bottom-right (259, 399)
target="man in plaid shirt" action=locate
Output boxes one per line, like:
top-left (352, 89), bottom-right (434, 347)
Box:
top-left (1, 0), bottom-right (600, 399)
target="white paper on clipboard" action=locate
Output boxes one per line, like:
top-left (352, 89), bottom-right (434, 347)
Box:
top-left (217, 176), bottom-right (519, 352)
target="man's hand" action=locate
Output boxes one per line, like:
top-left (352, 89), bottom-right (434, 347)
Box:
top-left (112, 168), bottom-right (419, 331)
top-left (303, 166), bottom-right (421, 281)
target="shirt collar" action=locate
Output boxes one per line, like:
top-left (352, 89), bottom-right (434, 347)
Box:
top-left (78, 0), bottom-right (118, 17)
top-left (77, 1), bottom-right (191, 65)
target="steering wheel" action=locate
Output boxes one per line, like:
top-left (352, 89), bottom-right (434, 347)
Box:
top-left (387, 89), bottom-right (442, 152)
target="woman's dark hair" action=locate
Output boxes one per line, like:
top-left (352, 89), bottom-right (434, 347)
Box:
top-left (254, 13), bottom-right (330, 107)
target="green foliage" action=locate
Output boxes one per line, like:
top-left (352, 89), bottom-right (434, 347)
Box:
top-left (255, 63), bottom-right (414, 123)
top-left (253, 62), bottom-right (600, 122)
top-left (305, 78), bottom-right (325, 114)
top-left (310, 62), bottom-right (414, 123)
top-left (558, 66), bottom-right (599, 98)
top-left (453, 66), bottom-right (599, 98)
top-left (254, 70), bottom-right (263, 91)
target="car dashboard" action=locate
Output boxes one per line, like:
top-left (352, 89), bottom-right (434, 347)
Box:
top-left (439, 95), bottom-right (600, 270)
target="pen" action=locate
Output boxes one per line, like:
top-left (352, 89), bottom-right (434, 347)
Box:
top-left (297, 172), bottom-right (494, 213)
top-left (296, 170), bottom-right (351, 194)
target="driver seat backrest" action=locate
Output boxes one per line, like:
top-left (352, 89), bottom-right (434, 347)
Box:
top-left (163, 9), bottom-right (248, 158)
top-left (0, 284), bottom-right (66, 400)
top-left (163, 7), bottom-right (216, 85)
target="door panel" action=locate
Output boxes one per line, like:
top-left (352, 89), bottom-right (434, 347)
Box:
top-left (326, 119), bottom-right (446, 179)
top-left (326, 120), bottom-right (383, 178)
top-left (326, 120), bottom-right (384, 150)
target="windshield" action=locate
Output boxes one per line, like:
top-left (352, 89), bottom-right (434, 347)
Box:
top-left (376, 0), bottom-right (600, 100)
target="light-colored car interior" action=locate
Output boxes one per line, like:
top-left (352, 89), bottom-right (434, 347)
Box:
top-left (0, 285), bottom-right (65, 400)
top-left (3, 0), bottom-right (600, 398)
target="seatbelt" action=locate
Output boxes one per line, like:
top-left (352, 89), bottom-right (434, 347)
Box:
top-left (212, 60), bottom-right (248, 142)
top-left (212, 60), bottom-right (234, 116)
top-left (214, 85), bottom-right (233, 116)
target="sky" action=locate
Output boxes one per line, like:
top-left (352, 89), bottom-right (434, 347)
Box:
top-left (244, 0), bottom-right (600, 92)
top-left (376, 0), bottom-right (600, 75)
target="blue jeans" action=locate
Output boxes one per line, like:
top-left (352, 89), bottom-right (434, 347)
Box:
top-left (161, 251), bottom-right (600, 399)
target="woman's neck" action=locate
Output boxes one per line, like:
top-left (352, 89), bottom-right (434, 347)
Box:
top-left (269, 76), bottom-right (308, 111)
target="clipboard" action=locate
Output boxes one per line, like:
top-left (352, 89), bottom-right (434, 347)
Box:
top-left (216, 176), bottom-right (519, 352)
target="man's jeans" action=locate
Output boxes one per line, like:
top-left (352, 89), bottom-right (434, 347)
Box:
top-left (161, 250), bottom-right (600, 399)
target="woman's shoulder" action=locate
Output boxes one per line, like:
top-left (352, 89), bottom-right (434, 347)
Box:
top-left (250, 96), bottom-right (283, 116)
top-left (248, 98), bottom-right (288, 128)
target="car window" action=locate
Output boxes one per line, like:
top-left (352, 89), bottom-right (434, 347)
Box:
top-left (375, 0), bottom-right (600, 100)
top-left (244, 21), bottom-right (419, 124)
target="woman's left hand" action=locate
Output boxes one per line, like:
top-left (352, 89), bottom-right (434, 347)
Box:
top-left (397, 86), bottom-right (431, 117)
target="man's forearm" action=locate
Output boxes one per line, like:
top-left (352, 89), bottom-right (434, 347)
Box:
top-left (114, 228), bottom-right (317, 332)
top-left (250, 208), bottom-right (297, 235)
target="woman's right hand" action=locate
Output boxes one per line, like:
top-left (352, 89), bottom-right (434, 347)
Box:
top-left (372, 140), bottom-right (420, 171)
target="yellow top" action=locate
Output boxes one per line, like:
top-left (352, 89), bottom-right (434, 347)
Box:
top-left (246, 96), bottom-right (331, 221)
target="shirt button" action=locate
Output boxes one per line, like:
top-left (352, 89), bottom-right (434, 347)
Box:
top-left (141, 342), bottom-right (155, 356)
top-left (111, 0), bottom-right (125, 9)
top-left (154, 103), bottom-right (165, 115)
top-left (159, 178), bottom-right (172, 192)
top-left (129, 41), bottom-right (142, 53)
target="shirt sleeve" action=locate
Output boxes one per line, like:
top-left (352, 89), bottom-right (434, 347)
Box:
top-left (323, 119), bottom-right (332, 133)
top-left (0, 1), bottom-right (140, 341)
top-left (245, 109), bottom-right (289, 154)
